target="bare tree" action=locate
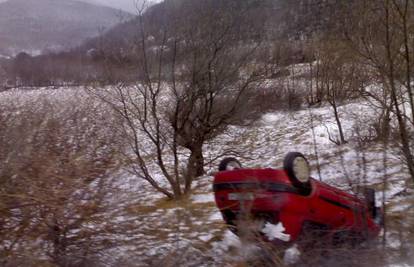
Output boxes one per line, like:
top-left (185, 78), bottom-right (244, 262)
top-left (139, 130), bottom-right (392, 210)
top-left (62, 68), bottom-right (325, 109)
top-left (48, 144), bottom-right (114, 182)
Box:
top-left (92, 0), bottom-right (267, 199)
top-left (309, 39), bottom-right (364, 145)
top-left (0, 93), bottom-right (123, 266)
top-left (344, 0), bottom-right (414, 182)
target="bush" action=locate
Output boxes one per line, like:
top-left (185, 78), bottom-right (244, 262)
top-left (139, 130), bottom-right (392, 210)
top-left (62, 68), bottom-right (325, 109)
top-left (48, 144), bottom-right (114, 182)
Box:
top-left (0, 91), bottom-right (124, 266)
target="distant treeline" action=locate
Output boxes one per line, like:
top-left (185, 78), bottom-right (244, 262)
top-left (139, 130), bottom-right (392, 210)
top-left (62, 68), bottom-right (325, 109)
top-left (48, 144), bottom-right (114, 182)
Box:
top-left (0, 0), bottom-right (352, 88)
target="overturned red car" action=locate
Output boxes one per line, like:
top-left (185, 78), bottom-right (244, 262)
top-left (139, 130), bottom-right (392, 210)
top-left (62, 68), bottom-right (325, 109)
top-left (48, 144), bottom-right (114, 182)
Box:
top-left (213, 152), bottom-right (382, 245)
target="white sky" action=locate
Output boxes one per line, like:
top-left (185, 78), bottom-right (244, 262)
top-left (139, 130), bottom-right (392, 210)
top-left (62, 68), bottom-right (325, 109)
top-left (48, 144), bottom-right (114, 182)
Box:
top-left (81, 0), bottom-right (146, 13)
top-left (81, 0), bottom-right (163, 13)
top-left (0, 0), bottom-right (161, 14)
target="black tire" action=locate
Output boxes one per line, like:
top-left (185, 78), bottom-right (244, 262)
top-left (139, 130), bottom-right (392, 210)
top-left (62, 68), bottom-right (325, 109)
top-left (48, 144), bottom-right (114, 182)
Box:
top-left (218, 157), bottom-right (242, 171)
top-left (283, 152), bottom-right (312, 194)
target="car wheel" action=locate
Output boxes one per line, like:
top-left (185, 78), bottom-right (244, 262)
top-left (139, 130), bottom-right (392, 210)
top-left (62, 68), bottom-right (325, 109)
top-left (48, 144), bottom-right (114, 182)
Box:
top-left (283, 152), bottom-right (312, 194)
top-left (218, 157), bottom-right (242, 171)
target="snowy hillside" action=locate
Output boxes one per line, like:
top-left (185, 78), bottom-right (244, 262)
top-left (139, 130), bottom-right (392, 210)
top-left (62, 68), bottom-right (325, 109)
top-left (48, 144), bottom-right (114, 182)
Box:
top-left (124, 99), bottom-right (413, 266)
top-left (0, 86), bottom-right (412, 266)
top-left (0, 0), bottom-right (132, 56)
top-left (1, 0), bottom-right (413, 264)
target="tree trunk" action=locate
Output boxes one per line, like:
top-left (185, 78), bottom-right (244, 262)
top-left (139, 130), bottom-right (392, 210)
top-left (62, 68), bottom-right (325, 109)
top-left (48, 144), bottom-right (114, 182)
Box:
top-left (389, 82), bottom-right (414, 182)
top-left (384, 0), bottom-right (414, 182)
top-left (185, 144), bottom-right (204, 193)
top-left (170, 181), bottom-right (183, 199)
top-left (331, 99), bottom-right (347, 144)
top-left (400, 0), bottom-right (414, 123)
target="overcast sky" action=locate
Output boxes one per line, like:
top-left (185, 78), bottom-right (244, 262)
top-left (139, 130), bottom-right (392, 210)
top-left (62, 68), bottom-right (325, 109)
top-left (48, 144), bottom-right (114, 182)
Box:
top-left (80, 0), bottom-right (148, 13)
top-left (78, 0), bottom-right (163, 13)
top-left (0, 0), bottom-right (161, 14)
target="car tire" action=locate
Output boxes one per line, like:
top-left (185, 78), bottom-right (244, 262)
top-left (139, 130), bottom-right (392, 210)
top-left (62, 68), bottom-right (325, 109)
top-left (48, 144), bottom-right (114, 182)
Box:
top-left (218, 157), bottom-right (242, 171)
top-left (283, 152), bottom-right (312, 194)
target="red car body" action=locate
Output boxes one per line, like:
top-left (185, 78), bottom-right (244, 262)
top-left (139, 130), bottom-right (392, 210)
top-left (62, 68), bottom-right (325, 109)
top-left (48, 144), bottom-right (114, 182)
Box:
top-left (213, 168), bottom-right (381, 244)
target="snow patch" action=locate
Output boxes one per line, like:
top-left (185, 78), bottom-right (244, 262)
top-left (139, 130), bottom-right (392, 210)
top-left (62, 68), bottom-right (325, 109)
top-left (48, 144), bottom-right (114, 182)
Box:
top-left (261, 222), bottom-right (291, 242)
top-left (284, 244), bottom-right (301, 265)
top-left (222, 230), bottom-right (241, 249)
top-left (191, 193), bottom-right (214, 204)
top-left (199, 234), bottom-right (214, 242)
top-left (261, 112), bottom-right (282, 124)
top-left (208, 211), bottom-right (222, 221)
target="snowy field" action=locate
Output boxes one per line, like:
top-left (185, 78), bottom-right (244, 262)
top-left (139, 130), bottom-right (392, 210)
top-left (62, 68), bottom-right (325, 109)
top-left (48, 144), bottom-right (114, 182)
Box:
top-left (1, 86), bottom-right (413, 266)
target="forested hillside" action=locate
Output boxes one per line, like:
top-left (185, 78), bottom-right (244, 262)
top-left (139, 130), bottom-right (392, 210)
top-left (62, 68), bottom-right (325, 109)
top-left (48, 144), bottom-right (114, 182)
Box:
top-left (0, 0), bottom-right (132, 57)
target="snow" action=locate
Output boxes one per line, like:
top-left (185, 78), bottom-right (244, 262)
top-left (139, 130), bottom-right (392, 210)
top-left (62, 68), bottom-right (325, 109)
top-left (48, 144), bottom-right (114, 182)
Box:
top-left (191, 193), bottom-right (214, 204)
top-left (261, 113), bottom-right (282, 124)
top-left (1, 83), bottom-right (413, 266)
top-left (208, 212), bottom-right (222, 221)
top-left (284, 244), bottom-right (301, 265)
top-left (199, 234), bottom-right (214, 242)
top-left (220, 230), bottom-right (242, 249)
top-left (261, 222), bottom-right (291, 242)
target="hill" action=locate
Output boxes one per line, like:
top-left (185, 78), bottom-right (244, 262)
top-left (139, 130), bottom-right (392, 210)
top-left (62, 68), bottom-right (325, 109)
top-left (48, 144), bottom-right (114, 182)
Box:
top-left (80, 0), bottom-right (273, 52)
top-left (0, 84), bottom-right (412, 265)
top-left (0, 0), bottom-right (132, 56)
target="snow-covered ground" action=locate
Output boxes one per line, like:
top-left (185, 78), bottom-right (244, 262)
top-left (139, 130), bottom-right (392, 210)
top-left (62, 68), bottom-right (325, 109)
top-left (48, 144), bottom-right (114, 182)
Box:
top-left (196, 99), bottom-right (413, 266)
top-left (1, 86), bottom-right (413, 266)
top-left (135, 99), bottom-right (412, 266)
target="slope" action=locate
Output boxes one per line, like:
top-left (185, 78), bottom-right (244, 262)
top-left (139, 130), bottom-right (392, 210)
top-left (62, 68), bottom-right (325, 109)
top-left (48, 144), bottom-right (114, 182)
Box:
top-left (0, 0), bottom-right (133, 56)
